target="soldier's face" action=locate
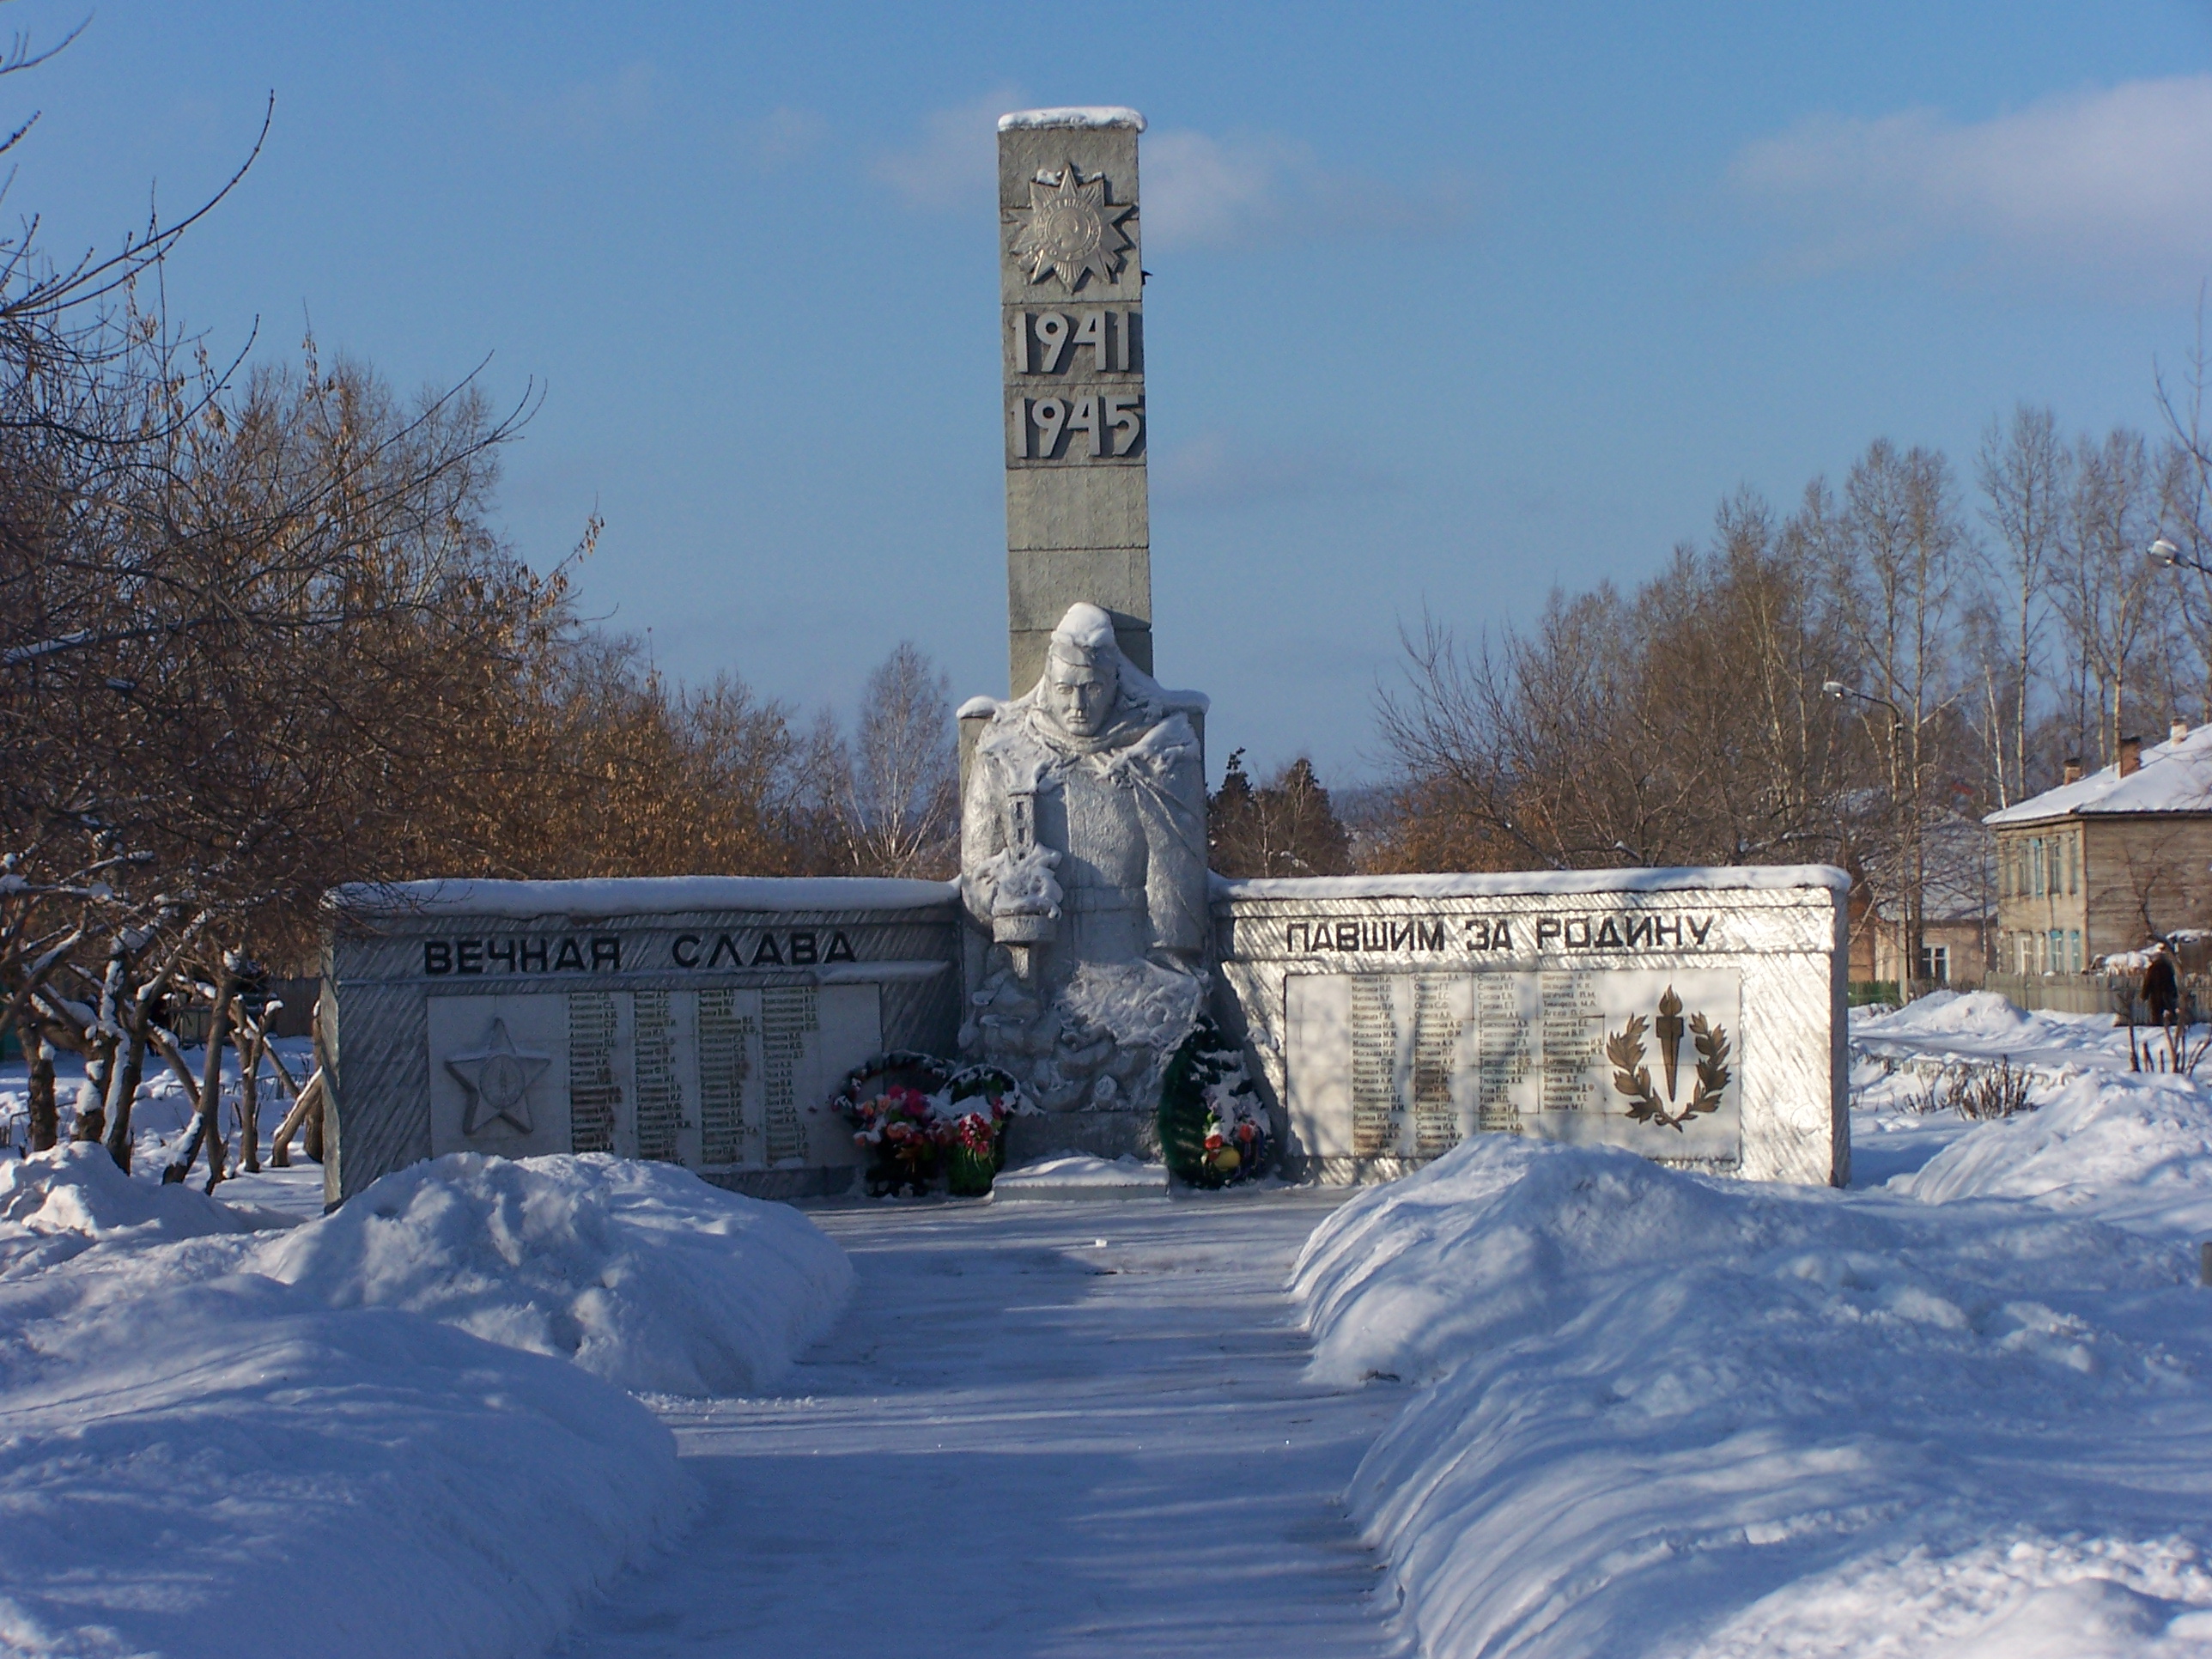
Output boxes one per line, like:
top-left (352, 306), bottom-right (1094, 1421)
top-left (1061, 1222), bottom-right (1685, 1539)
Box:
top-left (1047, 657), bottom-right (1116, 737)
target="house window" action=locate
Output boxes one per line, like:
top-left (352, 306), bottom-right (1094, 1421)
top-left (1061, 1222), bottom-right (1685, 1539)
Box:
top-left (2032, 838), bottom-right (2045, 896)
top-left (2066, 837), bottom-right (2077, 895)
top-left (2069, 929), bottom-right (2081, 973)
top-left (1919, 944), bottom-right (1949, 982)
top-left (2049, 929), bottom-right (2064, 974)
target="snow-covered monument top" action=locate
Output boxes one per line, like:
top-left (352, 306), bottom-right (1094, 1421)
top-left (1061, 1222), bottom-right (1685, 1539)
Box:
top-left (316, 109), bottom-right (1849, 1205)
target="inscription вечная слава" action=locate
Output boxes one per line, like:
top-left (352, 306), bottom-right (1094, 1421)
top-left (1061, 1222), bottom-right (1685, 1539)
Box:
top-left (420, 930), bottom-right (860, 976)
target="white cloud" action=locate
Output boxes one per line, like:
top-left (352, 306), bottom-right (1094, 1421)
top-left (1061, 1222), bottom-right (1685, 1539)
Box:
top-left (1153, 432), bottom-right (1394, 511)
top-left (1144, 129), bottom-right (1475, 253)
top-left (871, 86), bottom-right (1024, 210)
top-left (1734, 75), bottom-right (2212, 286)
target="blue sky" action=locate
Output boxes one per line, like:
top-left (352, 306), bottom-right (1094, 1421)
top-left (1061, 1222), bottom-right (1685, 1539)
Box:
top-left (13, 2), bottom-right (2212, 781)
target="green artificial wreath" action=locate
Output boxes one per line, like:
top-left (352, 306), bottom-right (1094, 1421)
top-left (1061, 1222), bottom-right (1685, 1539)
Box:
top-left (1157, 1014), bottom-right (1271, 1188)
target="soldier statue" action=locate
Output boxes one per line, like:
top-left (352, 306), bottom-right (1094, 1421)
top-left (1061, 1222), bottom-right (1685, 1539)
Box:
top-left (959, 603), bottom-right (1210, 1115)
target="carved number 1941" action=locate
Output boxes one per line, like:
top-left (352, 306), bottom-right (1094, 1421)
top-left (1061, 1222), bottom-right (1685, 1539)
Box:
top-left (1012, 394), bottom-right (1144, 459)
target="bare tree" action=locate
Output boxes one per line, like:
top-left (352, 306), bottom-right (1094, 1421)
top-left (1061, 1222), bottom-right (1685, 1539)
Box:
top-left (1975, 406), bottom-right (2066, 804)
top-left (1807, 440), bottom-right (1971, 979)
top-left (2049, 427), bottom-right (2176, 765)
top-left (844, 642), bottom-right (957, 877)
top-left (1377, 490), bottom-right (1853, 873)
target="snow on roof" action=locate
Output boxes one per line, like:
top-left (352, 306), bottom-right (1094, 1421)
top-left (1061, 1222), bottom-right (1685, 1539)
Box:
top-left (997, 106), bottom-right (1146, 133)
top-left (1984, 723), bottom-right (2212, 825)
top-left (1212, 865), bottom-right (1849, 902)
top-left (329, 877), bottom-right (958, 920)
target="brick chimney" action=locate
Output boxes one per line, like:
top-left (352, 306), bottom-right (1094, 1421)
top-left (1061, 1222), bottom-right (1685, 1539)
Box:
top-left (2063, 757), bottom-right (2083, 784)
top-left (2118, 735), bottom-right (2142, 777)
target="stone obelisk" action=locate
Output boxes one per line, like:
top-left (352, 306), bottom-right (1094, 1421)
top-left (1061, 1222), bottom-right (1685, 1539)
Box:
top-left (995, 107), bottom-right (1149, 696)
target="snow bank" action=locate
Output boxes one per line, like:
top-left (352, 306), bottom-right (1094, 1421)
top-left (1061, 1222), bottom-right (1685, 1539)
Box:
top-left (252, 1152), bottom-right (854, 1395)
top-left (1854, 988), bottom-right (2038, 1042)
top-left (1902, 1069), bottom-right (2212, 1243)
top-left (0, 1267), bottom-right (682, 1659)
top-left (1295, 1136), bottom-right (2212, 1657)
top-left (0, 1144), bottom-right (260, 1277)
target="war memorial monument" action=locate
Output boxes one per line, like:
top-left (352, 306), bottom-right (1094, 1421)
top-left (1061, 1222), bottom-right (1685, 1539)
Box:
top-left (320, 108), bottom-right (1849, 1203)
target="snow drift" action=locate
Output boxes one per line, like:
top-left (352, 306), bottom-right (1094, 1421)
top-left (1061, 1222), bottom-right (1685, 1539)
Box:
top-left (0, 1142), bottom-right (259, 1279)
top-left (0, 1244), bottom-right (683, 1659)
top-left (1902, 1067), bottom-right (2212, 1243)
top-left (1295, 1136), bottom-right (2212, 1657)
top-left (0, 1149), bottom-right (860, 1657)
top-left (252, 1152), bottom-right (853, 1395)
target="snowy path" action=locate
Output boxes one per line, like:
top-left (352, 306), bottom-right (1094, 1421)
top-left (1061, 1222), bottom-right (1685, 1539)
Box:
top-left (559, 1191), bottom-right (1405, 1658)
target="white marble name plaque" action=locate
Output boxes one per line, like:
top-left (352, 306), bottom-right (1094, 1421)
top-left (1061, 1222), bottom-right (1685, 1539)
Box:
top-left (1284, 969), bottom-right (1742, 1164)
top-left (427, 983), bottom-right (879, 1170)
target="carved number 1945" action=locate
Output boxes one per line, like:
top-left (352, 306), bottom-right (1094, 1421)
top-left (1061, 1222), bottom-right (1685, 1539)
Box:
top-left (1012, 394), bottom-right (1143, 460)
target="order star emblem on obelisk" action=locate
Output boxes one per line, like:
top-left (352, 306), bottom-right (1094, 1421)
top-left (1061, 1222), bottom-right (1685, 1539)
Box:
top-left (444, 1018), bottom-right (552, 1136)
top-left (1012, 161), bottom-right (1133, 290)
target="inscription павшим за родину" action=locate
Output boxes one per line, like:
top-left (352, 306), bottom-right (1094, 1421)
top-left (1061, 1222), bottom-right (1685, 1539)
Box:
top-left (1275, 913), bottom-right (1721, 957)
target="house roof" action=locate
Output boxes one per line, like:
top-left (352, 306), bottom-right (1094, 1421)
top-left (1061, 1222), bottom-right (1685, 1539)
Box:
top-left (1984, 724), bottom-right (2212, 826)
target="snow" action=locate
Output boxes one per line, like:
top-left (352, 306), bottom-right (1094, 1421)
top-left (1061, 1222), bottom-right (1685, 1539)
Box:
top-left (558, 1194), bottom-right (1397, 1657)
top-left (1986, 720), bottom-right (2212, 824)
top-left (0, 1146), bottom-right (856, 1657)
top-left (1284, 987), bottom-right (2212, 1657)
top-left (996, 106), bottom-right (1147, 132)
top-left (1897, 1061), bottom-right (2212, 1243)
top-left (252, 1152), bottom-right (855, 1395)
top-left (991, 1152), bottom-right (1167, 1198)
top-left (0, 1163), bottom-right (686, 1657)
top-left (326, 874), bottom-right (957, 919)
top-left (11, 976), bottom-right (2212, 1656)
top-left (1295, 1134), bottom-right (2212, 1657)
top-left (1, 1142), bottom-right (258, 1261)
top-left (1214, 863), bottom-right (1849, 900)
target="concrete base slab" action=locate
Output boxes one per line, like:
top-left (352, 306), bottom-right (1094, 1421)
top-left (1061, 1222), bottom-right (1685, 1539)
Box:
top-left (992, 1154), bottom-right (1166, 1200)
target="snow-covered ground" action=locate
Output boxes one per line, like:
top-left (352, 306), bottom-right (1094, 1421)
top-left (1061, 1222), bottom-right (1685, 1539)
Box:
top-left (1297, 990), bottom-right (2212, 1658)
top-left (556, 1193), bottom-right (1401, 1658)
top-left (0, 1133), bottom-right (849, 1658)
top-left (9, 989), bottom-right (2212, 1656)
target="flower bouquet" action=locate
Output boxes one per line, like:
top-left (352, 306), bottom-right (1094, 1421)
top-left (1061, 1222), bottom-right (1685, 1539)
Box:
top-left (830, 1052), bottom-right (953, 1197)
top-left (826, 1054), bottom-right (1030, 1197)
top-left (1158, 1016), bottom-right (1272, 1188)
top-left (939, 1065), bottom-right (1024, 1196)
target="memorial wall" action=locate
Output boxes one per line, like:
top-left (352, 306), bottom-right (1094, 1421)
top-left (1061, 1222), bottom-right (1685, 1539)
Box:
top-left (320, 878), bottom-right (962, 1205)
top-left (1211, 866), bottom-right (1849, 1186)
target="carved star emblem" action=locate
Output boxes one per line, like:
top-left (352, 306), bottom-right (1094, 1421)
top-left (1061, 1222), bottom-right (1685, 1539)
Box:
top-left (1012, 162), bottom-right (1133, 291)
top-left (445, 1018), bottom-right (551, 1136)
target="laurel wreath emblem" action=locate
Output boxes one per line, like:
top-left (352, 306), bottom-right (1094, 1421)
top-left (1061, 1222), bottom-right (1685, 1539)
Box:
top-left (1606, 994), bottom-right (1732, 1132)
